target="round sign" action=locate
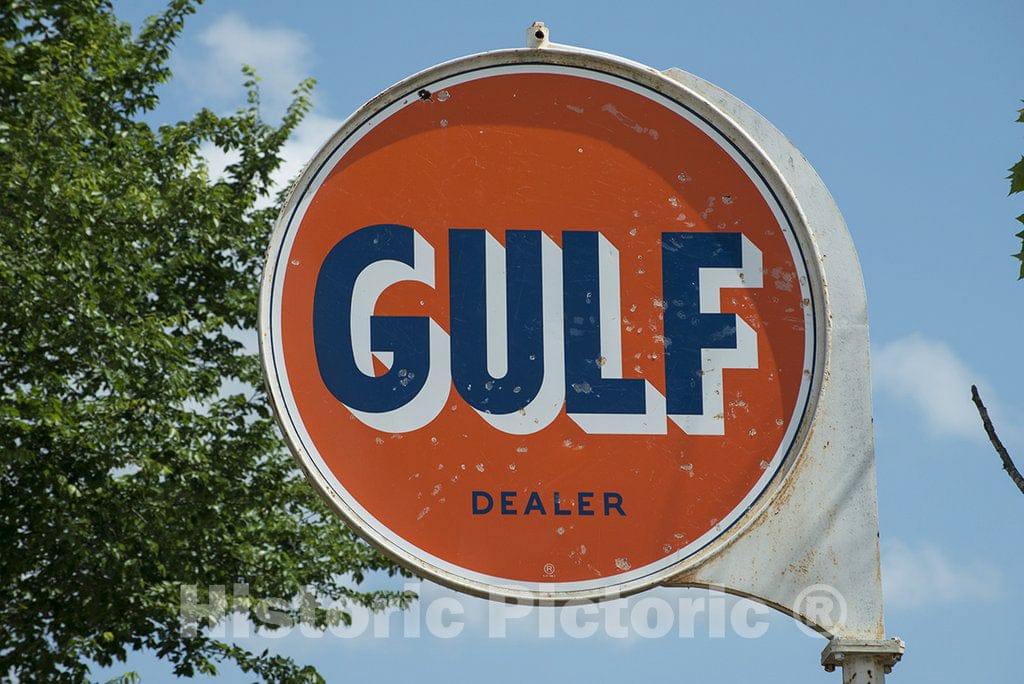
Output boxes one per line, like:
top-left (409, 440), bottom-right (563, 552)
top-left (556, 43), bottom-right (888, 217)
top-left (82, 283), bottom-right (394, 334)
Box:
top-left (260, 50), bottom-right (821, 600)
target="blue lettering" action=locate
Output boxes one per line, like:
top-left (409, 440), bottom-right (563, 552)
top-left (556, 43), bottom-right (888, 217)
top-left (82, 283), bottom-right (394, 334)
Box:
top-left (524, 491), bottom-right (546, 515)
top-left (449, 229), bottom-right (546, 414)
top-left (472, 491), bottom-right (493, 514)
top-left (554, 491), bottom-right (572, 516)
top-left (578, 491), bottom-right (594, 516)
top-left (603, 492), bottom-right (625, 516)
top-left (661, 232), bottom-right (744, 416)
top-left (562, 231), bottom-right (646, 414)
top-left (313, 224), bottom-right (430, 412)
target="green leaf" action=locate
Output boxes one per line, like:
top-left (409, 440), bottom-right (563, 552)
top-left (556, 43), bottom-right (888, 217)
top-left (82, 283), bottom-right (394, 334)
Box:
top-left (1009, 156), bottom-right (1024, 195)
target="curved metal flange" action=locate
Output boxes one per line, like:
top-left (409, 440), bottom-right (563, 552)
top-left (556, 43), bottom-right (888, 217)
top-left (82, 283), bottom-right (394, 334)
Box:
top-left (657, 66), bottom-right (889, 643)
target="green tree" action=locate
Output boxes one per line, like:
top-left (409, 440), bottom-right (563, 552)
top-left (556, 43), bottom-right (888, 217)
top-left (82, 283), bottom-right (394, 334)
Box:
top-left (1012, 102), bottom-right (1024, 278)
top-left (0, 1), bottom-right (412, 681)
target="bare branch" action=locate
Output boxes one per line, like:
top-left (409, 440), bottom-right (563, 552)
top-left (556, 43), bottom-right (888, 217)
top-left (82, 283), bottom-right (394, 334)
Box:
top-left (971, 385), bottom-right (1024, 497)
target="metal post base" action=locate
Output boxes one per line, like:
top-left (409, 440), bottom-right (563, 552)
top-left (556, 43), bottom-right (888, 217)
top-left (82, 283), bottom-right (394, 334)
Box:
top-left (822, 638), bottom-right (905, 683)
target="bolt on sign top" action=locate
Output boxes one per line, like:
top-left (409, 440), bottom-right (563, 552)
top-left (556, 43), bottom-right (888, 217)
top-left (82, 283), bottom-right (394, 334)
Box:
top-left (259, 38), bottom-right (824, 602)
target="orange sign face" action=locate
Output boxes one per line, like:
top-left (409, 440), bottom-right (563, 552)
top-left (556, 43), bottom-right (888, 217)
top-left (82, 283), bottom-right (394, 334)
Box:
top-left (261, 56), bottom-right (817, 598)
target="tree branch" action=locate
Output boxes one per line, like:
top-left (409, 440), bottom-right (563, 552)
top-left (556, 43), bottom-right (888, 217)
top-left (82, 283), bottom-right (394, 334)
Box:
top-left (970, 384), bottom-right (1024, 496)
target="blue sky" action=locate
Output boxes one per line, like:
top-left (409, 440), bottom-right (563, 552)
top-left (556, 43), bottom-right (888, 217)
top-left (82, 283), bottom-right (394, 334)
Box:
top-left (102, 1), bottom-right (1023, 681)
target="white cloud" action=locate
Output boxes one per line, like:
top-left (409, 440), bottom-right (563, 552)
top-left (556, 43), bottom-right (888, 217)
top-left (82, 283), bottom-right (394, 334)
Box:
top-left (178, 12), bottom-right (342, 197)
top-left (882, 539), bottom-right (1002, 610)
top-left (176, 13), bottom-right (312, 114)
top-left (179, 13), bottom-right (342, 201)
top-left (195, 143), bottom-right (241, 184)
top-left (872, 335), bottom-right (995, 441)
top-left (273, 112), bottom-right (343, 193)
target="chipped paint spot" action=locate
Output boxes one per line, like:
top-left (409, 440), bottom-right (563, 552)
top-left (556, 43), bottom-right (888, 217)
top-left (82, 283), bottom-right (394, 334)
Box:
top-left (600, 103), bottom-right (660, 139)
top-left (437, 89), bottom-right (450, 102)
top-left (417, 506), bottom-right (430, 520)
top-left (475, 463), bottom-right (484, 472)
top-left (614, 557), bottom-right (632, 571)
top-left (565, 104), bottom-right (583, 113)
top-left (770, 266), bottom-right (795, 291)
top-left (700, 195), bottom-right (717, 219)
top-left (439, 118), bottom-right (448, 128)
top-left (677, 171), bottom-right (691, 183)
